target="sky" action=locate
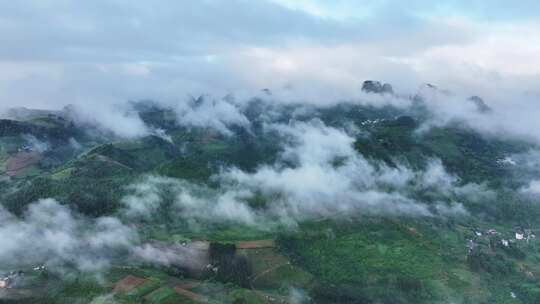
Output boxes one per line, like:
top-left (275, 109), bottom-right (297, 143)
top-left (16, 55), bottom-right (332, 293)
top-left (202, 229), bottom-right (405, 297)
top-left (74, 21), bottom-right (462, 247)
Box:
top-left (0, 0), bottom-right (539, 110)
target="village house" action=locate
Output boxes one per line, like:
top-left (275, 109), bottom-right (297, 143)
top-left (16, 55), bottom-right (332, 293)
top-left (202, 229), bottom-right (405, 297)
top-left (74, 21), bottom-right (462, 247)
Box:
top-left (466, 239), bottom-right (476, 254)
top-left (18, 145), bottom-right (33, 153)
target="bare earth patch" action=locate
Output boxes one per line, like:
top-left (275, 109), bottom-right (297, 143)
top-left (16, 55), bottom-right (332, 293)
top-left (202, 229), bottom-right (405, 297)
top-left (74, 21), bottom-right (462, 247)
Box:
top-left (236, 239), bottom-right (275, 249)
top-left (113, 275), bottom-right (147, 293)
top-left (175, 280), bottom-right (202, 290)
top-left (174, 286), bottom-right (208, 303)
top-left (6, 152), bottom-right (41, 177)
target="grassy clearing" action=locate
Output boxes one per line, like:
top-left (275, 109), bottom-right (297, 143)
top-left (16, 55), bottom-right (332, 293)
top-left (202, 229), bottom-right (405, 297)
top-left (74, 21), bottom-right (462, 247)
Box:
top-left (50, 167), bottom-right (75, 180)
top-left (277, 219), bottom-right (465, 303)
top-left (144, 287), bottom-right (178, 303)
top-left (124, 278), bottom-right (162, 299)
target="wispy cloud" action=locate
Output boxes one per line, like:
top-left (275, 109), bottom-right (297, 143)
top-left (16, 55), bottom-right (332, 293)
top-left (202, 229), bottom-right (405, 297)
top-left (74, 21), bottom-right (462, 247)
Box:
top-left (122, 120), bottom-right (490, 228)
top-left (0, 198), bottom-right (204, 274)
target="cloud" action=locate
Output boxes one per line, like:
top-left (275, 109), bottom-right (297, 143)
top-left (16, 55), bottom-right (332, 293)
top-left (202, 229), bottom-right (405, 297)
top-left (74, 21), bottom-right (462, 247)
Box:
top-left (288, 287), bottom-right (311, 304)
top-left (520, 180), bottom-right (540, 196)
top-left (512, 150), bottom-right (540, 177)
top-left (21, 134), bottom-right (49, 153)
top-left (122, 176), bottom-right (259, 226)
top-left (122, 120), bottom-right (488, 228)
top-left (132, 242), bottom-right (208, 271)
top-left (0, 1), bottom-right (349, 62)
top-left (221, 121), bottom-right (485, 221)
top-left (151, 128), bottom-right (173, 143)
top-left (269, 1), bottom-right (540, 22)
top-left (64, 102), bottom-right (152, 139)
top-left (412, 83), bottom-right (540, 144)
top-left (0, 199), bottom-right (137, 272)
top-left (417, 159), bottom-right (495, 203)
top-left (174, 96), bottom-right (250, 136)
top-left (0, 198), bottom-right (205, 274)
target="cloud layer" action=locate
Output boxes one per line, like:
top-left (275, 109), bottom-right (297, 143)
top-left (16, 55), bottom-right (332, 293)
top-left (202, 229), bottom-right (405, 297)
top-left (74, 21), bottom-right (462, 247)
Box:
top-left (122, 120), bottom-right (492, 228)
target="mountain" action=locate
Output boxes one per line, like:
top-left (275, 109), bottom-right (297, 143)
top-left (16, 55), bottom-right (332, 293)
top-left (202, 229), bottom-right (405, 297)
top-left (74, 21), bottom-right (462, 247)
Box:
top-left (362, 80), bottom-right (394, 94)
top-left (1, 83), bottom-right (540, 304)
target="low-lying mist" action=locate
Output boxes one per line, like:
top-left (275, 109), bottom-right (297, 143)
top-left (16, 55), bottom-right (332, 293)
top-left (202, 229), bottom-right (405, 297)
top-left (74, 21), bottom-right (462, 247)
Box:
top-left (122, 119), bottom-right (494, 229)
top-left (0, 198), bottom-right (206, 275)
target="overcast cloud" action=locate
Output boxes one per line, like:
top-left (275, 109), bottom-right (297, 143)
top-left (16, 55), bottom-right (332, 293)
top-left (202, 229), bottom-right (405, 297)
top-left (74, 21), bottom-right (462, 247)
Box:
top-left (0, 1), bottom-right (538, 111)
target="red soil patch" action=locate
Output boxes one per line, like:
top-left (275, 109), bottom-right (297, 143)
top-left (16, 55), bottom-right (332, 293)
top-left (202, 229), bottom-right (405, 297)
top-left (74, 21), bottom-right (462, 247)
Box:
top-left (113, 275), bottom-right (147, 293)
top-left (6, 152), bottom-right (41, 176)
top-left (174, 286), bottom-right (208, 303)
top-left (236, 239), bottom-right (275, 249)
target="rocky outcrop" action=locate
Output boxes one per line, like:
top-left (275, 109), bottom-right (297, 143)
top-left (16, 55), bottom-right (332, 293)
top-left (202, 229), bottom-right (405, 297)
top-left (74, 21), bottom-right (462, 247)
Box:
top-left (5, 107), bottom-right (64, 121)
top-left (468, 96), bottom-right (492, 113)
top-left (362, 80), bottom-right (394, 95)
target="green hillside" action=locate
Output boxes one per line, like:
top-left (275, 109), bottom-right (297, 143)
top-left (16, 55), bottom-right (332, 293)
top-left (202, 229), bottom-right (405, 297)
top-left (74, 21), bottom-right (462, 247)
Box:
top-left (1, 100), bottom-right (540, 304)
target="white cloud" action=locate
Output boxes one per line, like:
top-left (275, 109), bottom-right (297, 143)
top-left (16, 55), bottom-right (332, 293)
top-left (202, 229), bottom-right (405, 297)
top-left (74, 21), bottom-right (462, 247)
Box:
top-left (65, 101), bottom-right (151, 139)
top-left (0, 198), bottom-right (205, 274)
top-left (409, 20), bottom-right (540, 77)
top-left (132, 242), bottom-right (208, 271)
top-left (174, 97), bottom-right (250, 136)
top-left (22, 134), bottom-right (49, 153)
top-left (521, 180), bottom-right (540, 195)
top-left (122, 120), bottom-right (487, 228)
top-left (412, 82), bottom-right (540, 144)
top-left (0, 199), bottom-right (137, 272)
